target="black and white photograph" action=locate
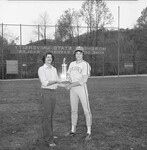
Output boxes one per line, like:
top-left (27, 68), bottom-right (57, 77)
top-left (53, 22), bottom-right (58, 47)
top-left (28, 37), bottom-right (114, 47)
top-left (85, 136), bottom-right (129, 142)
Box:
top-left (0, 0), bottom-right (147, 149)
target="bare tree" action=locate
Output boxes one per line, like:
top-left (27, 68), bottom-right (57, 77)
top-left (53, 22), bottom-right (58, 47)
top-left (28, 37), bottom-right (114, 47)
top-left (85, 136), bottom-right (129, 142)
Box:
top-left (81, 0), bottom-right (95, 33)
top-left (81, 0), bottom-right (113, 30)
top-left (33, 11), bottom-right (50, 45)
top-left (72, 10), bottom-right (83, 45)
top-left (81, 0), bottom-right (114, 46)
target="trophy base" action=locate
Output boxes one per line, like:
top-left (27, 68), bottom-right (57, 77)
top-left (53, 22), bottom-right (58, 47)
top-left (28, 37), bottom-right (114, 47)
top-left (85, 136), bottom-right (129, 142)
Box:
top-left (61, 78), bottom-right (70, 84)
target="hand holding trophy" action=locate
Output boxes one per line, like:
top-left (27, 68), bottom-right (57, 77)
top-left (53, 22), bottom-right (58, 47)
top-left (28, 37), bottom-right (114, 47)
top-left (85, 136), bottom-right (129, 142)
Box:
top-left (58, 58), bottom-right (70, 87)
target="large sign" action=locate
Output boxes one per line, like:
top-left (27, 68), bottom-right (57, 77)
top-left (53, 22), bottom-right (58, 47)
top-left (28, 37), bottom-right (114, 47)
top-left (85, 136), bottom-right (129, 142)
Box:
top-left (10, 45), bottom-right (106, 54)
top-left (6, 60), bottom-right (18, 74)
top-left (124, 62), bottom-right (133, 69)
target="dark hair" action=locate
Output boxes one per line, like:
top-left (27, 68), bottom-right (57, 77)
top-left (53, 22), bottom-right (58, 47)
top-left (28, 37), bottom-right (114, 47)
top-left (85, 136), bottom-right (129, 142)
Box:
top-left (42, 52), bottom-right (54, 63)
top-left (73, 50), bottom-right (84, 61)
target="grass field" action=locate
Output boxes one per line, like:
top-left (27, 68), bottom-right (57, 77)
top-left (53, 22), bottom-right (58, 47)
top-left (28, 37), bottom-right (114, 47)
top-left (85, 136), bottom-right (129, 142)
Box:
top-left (0, 76), bottom-right (147, 150)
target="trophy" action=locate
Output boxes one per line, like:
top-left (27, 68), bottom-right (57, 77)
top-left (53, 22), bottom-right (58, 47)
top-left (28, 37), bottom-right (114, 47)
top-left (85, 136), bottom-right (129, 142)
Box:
top-left (61, 58), bottom-right (68, 81)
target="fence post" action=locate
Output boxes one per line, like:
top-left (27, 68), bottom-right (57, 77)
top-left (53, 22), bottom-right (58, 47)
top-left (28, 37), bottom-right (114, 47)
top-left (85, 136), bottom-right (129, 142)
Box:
top-left (20, 24), bottom-right (22, 79)
top-left (38, 25), bottom-right (40, 41)
top-left (117, 6), bottom-right (120, 76)
top-left (1, 23), bottom-right (4, 79)
top-left (103, 52), bottom-right (105, 77)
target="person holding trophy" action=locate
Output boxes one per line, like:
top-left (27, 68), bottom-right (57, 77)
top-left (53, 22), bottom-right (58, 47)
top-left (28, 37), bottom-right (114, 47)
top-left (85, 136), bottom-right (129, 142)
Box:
top-left (38, 52), bottom-right (62, 147)
top-left (64, 46), bottom-right (92, 141)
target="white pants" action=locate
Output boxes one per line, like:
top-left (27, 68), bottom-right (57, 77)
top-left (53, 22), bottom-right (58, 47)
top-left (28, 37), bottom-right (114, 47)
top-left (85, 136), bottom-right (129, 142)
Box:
top-left (70, 84), bottom-right (92, 127)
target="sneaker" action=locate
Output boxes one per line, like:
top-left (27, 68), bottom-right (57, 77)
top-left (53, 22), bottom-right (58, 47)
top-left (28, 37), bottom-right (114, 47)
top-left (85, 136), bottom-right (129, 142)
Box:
top-left (65, 131), bottom-right (76, 137)
top-left (53, 136), bottom-right (58, 139)
top-left (85, 134), bottom-right (92, 141)
top-left (48, 142), bottom-right (56, 147)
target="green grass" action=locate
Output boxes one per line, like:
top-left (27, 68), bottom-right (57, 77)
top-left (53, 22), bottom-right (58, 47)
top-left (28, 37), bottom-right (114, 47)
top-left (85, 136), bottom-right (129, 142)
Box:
top-left (0, 76), bottom-right (147, 150)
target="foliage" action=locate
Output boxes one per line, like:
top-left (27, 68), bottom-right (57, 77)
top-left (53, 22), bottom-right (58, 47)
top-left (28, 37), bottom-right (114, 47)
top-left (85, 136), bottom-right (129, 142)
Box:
top-left (33, 12), bottom-right (51, 45)
top-left (55, 8), bottom-right (83, 44)
top-left (136, 7), bottom-right (147, 29)
top-left (55, 0), bottom-right (114, 44)
top-left (81, 0), bottom-right (114, 30)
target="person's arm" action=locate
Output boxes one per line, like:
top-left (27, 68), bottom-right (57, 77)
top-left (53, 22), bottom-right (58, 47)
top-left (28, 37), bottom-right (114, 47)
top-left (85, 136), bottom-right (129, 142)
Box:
top-left (66, 81), bottom-right (80, 89)
top-left (38, 68), bottom-right (57, 87)
top-left (65, 75), bottom-right (89, 90)
top-left (78, 62), bottom-right (91, 86)
top-left (79, 74), bottom-right (90, 85)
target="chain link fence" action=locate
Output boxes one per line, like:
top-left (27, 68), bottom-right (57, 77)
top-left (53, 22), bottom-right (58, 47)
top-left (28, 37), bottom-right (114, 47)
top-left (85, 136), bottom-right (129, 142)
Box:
top-left (0, 23), bottom-right (147, 79)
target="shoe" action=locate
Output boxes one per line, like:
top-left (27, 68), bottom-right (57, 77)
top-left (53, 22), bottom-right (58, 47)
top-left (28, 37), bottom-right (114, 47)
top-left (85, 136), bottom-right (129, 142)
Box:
top-left (48, 142), bottom-right (56, 147)
top-left (53, 136), bottom-right (58, 139)
top-left (85, 134), bottom-right (92, 141)
top-left (65, 131), bottom-right (76, 137)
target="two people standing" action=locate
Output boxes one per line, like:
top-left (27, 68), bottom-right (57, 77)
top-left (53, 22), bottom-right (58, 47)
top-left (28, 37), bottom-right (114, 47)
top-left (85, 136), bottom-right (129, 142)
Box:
top-left (38, 46), bottom-right (92, 147)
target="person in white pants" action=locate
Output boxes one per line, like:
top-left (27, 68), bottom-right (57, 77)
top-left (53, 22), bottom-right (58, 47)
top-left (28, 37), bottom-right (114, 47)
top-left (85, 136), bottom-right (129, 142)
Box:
top-left (65, 46), bottom-right (92, 141)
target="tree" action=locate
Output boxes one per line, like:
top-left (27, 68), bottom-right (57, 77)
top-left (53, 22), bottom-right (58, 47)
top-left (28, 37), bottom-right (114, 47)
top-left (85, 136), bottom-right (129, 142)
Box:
top-left (72, 10), bottom-right (83, 45)
top-left (136, 7), bottom-right (147, 29)
top-left (135, 7), bottom-right (147, 73)
top-left (81, 0), bottom-right (95, 33)
top-left (81, 0), bottom-right (114, 46)
top-left (81, 0), bottom-right (113, 30)
top-left (55, 8), bottom-right (83, 45)
top-left (0, 24), bottom-right (19, 45)
top-left (0, 35), bottom-right (9, 58)
top-left (55, 9), bottom-right (73, 43)
top-left (33, 12), bottom-right (50, 45)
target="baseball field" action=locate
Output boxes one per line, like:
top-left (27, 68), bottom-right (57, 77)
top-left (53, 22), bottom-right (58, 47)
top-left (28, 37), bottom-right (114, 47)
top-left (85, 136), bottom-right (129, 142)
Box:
top-left (0, 76), bottom-right (147, 150)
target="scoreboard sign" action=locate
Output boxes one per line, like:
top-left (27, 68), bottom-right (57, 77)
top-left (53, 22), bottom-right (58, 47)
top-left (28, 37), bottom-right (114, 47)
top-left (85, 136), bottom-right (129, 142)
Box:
top-left (6, 60), bottom-right (18, 74)
top-left (124, 63), bottom-right (133, 69)
top-left (10, 45), bottom-right (106, 54)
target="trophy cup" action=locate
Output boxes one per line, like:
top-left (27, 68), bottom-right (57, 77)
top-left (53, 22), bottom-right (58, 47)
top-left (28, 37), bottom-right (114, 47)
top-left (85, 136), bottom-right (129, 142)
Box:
top-left (61, 58), bottom-right (67, 82)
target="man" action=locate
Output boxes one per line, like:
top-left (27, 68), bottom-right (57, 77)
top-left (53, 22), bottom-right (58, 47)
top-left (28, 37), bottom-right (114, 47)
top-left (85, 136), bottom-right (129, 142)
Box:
top-left (65, 46), bottom-right (92, 141)
top-left (38, 52), bottom-right (61, 147)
